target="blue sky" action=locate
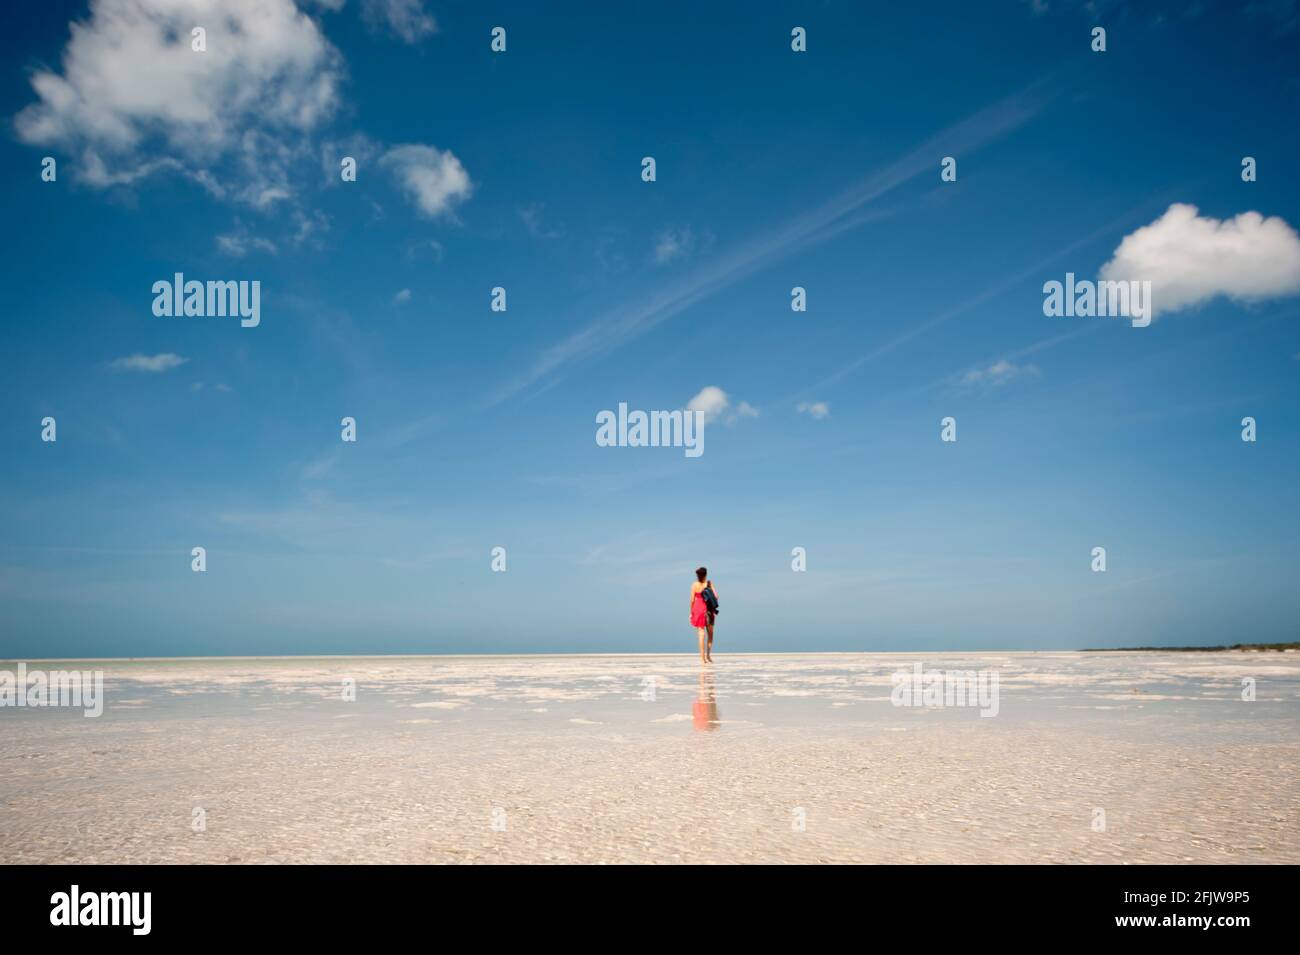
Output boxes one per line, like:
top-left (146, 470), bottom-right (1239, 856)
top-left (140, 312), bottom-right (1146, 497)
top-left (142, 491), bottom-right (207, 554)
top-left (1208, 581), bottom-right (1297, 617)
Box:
top-left (2, 0), bottom-right (1299, 657)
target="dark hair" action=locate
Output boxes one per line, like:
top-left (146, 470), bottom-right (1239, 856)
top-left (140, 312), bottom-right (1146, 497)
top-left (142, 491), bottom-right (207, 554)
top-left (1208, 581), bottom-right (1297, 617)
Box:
top-left (695, 567), bottom-right (708, 582)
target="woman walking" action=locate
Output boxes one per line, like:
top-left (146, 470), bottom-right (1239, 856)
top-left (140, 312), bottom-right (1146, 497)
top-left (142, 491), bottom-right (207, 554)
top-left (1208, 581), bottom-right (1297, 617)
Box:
top-left (689, 567), bottom-right (718, 663)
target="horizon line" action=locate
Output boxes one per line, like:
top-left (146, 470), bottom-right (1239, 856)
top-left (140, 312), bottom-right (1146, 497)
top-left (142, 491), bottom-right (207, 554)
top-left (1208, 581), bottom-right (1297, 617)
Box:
top-left (4, 645), bottom-right (1287, 664)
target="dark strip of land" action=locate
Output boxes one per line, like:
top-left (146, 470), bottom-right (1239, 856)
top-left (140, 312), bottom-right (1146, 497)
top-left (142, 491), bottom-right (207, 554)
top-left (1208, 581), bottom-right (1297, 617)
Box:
top-left (1084, 642), bottom-right (1298, 652)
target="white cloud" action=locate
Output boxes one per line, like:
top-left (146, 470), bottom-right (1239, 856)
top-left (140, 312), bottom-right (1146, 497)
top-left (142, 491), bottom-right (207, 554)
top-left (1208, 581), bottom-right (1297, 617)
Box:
top-left (290, 208), bottom-right (331, 248)
top-left (108, 353), bottom-right (188, 373)
top-left (959, 359), bottom-right (1037, 388)
top-left (79, 152), bottom-right (185, 189)
top-left (393, 288), bottom-right (412, 305)
top-left (217, 211), bottom-right (321, 256)
top-left (654, 227), bottom-right (696, 264)
top-left (796, 401), bottom-right (831, 420)
top-left (362, 0), bottom-right (437, 43)
top-left (687, 386), bottom-right (759, 425)
top-left (1100, 203), bottom-right (1300, 316)
top-left (14, 0), bottom-right (343, 198)
top-left (380, 144), bottom-right (473, 219)
top-left (688, 386), bottom-right (729, 423)
top-left (216, 220), bottom-right (278, 257)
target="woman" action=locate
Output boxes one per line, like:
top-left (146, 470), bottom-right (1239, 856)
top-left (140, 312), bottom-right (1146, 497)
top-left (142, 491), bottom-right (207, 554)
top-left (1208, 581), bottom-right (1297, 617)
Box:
top-left (689, 566), bottom-right (718, 663)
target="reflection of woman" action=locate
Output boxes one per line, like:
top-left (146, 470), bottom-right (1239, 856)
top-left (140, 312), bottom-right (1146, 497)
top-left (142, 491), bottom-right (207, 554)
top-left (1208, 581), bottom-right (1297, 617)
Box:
top-left (689, 566), bottom-right (717, 664)
top-left (692, 669), bottom-right (720, 731)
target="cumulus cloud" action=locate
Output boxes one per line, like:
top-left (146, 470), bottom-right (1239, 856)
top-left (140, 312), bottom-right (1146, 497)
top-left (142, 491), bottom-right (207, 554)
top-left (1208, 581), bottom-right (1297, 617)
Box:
top-left (688, 386), bottom-right (728, 423)
top-left (362, 0), bottom-right (437, 43)
top-left (13, 0), bottom-right (343, 199)
top-left (796, 401), bottom-right (830, 419)
top-left (1100, 203), bottom-right (1300, 316)
top-left (380, 144), bottom-right (473, 219)
top-left (687, 386), bottom-right (758, 425)
top-left (393, 288), bottom-right (412, 305)
top-left (959, 359), bottom-right (1037, 388)
top-left (108, 353), bottom-right (188, 373)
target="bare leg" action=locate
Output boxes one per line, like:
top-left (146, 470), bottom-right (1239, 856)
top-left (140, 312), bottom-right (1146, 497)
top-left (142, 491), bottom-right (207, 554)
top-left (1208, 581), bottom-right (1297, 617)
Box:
top-left (697, 629), bottom-right (709, 663)
top-left (706, 624), bottom-right (714, 662)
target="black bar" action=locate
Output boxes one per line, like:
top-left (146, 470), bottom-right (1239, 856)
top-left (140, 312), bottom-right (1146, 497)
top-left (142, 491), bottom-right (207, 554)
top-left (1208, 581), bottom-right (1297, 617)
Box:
top-left (0, 865), bottom-right (1285, 941)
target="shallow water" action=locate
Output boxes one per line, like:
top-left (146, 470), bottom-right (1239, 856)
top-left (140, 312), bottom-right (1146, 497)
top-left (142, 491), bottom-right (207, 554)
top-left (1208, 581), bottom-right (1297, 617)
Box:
top-left (2, 651), bottom-right (1297, 863)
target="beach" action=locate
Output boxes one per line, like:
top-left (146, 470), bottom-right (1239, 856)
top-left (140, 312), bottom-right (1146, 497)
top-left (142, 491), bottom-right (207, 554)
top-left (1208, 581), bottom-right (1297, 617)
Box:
top-left (2, 651), bottom-right (1297, 864)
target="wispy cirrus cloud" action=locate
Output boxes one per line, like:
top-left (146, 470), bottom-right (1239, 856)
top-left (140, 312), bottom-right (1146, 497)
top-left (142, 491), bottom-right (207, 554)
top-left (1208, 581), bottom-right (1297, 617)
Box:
top-left (489, 80), bottom-right (1055, 406)
top-left (107, 353), bottom-right (188, 373)
top-left (959, 358), bottom-right (1039, 388)
top-left (375, 412), bottom-right (443, 450)
top-left (796, 194), bottom-right (1177, 404)
top-left (654, 226), bottom-right (696, 264)
top-left (297, 411), bottom-right (442, 484)
top-left (216, 220), bottom-right (278, 257)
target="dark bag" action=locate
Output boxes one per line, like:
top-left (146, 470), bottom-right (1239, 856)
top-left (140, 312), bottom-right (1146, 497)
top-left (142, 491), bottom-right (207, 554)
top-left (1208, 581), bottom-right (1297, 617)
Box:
top-left (701, 586), bottom-right (719, 615)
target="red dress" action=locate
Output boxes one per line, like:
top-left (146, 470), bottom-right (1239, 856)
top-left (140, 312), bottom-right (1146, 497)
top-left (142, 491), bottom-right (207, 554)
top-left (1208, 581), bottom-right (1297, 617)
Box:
top-left (690, 589), bottom-right (709, 628)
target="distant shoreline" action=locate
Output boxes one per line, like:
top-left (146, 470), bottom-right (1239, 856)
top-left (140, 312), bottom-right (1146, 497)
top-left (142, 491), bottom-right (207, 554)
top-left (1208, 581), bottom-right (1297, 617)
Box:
top-left (1083, 642), bottom-right (1299, 652)
top-left (2, 644), bottom-right (1297, 664)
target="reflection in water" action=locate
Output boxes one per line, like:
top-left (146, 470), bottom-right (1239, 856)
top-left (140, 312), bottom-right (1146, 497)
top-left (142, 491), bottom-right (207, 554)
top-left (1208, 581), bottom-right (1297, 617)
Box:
top-left (692, 668), bottom-right (720, 731)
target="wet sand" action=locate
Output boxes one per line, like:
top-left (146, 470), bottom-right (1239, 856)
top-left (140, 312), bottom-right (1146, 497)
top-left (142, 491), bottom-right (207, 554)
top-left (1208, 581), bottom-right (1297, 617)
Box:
top-left (2, 651), bottom-right (1297, 864)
